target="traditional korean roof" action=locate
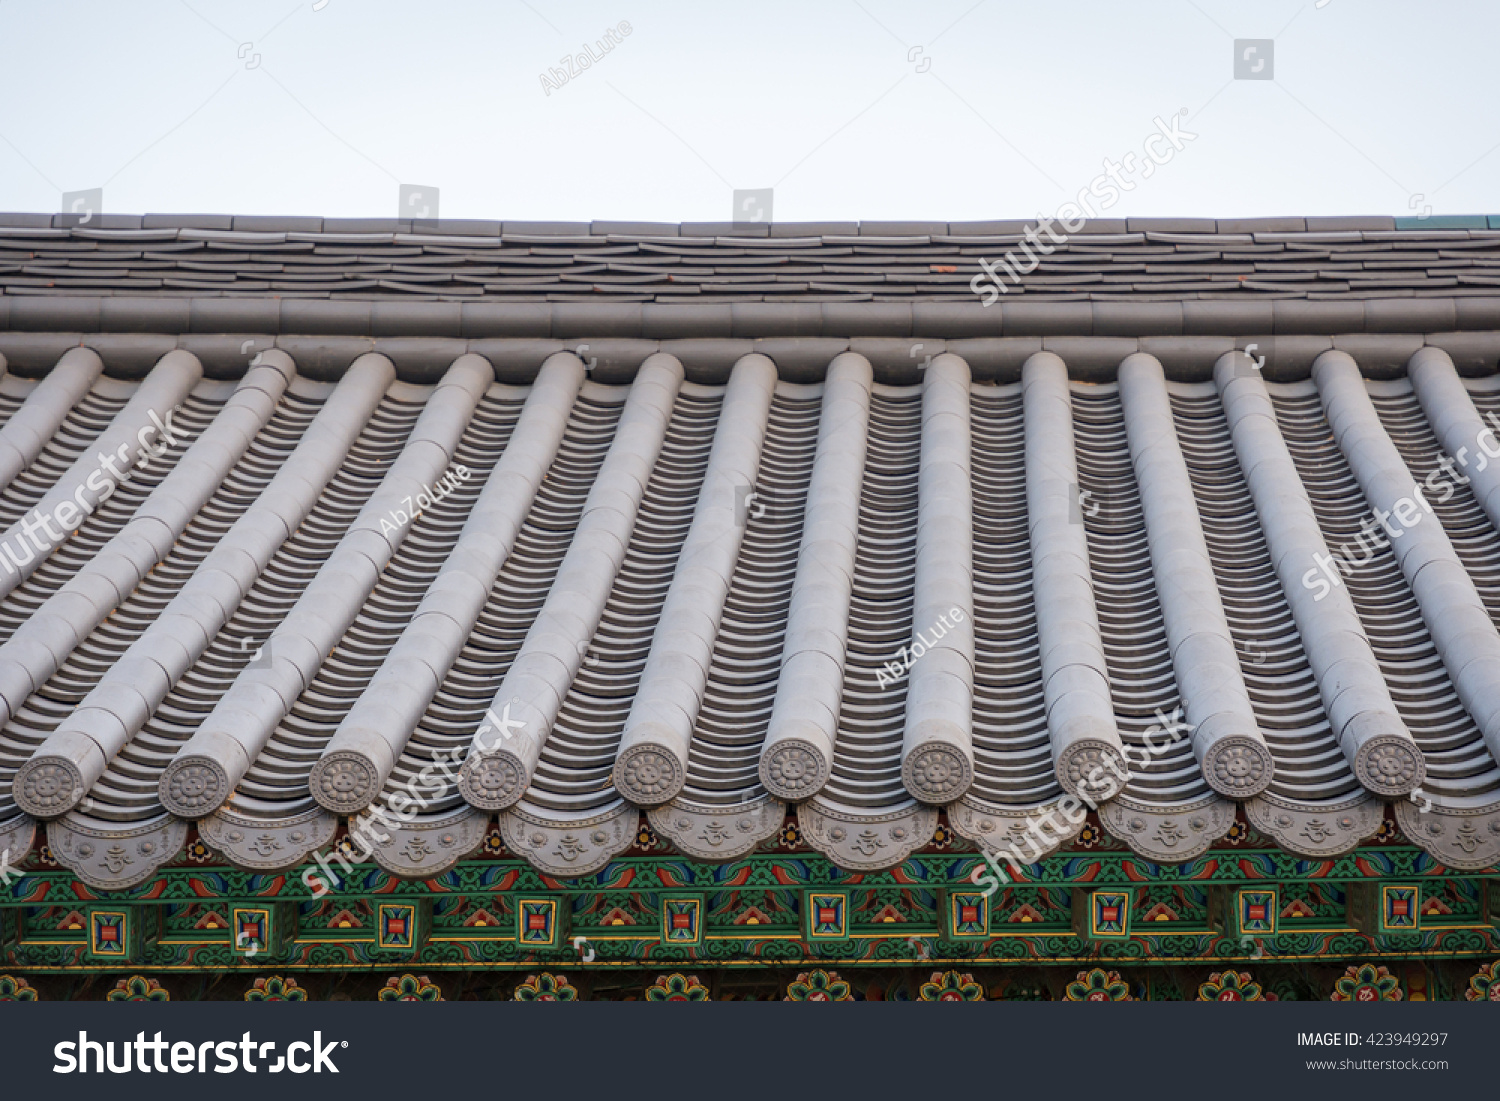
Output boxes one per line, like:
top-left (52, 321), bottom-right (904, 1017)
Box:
top-left (1, 211), bottom-right (1499, 303)
top-left (1, 214), bottom-right (1500, 889)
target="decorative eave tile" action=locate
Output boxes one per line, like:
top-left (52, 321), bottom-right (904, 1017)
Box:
top-left (500, 802), bottom-right (638, 877)
top-left (0, 815), bottom-right (35, 868)
top-left (47, 813), bottom-right (188, 891)
top-left (647, 795), bottom-right (784, 861)
top-left (1245, 792), bottom-right (1383, 859)
top-left (199, 806), bottom-right (338, 873)
top-left (948, 796), bottom-right (1082, 858)
top-left (1394, 798), bottom-right (1500, 872)
top-left (1099, 794), bottom-right (1235, 863)
top-left (798, 799), bottom-right (938, 871)
top-left (367, 807), bottom-right (488, 877)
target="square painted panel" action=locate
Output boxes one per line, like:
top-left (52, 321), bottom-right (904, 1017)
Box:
top-left (946, 890), bottom-right (990, 939)
top-left (1073, 889), bottom-right (1131, 940)
top-left (377, 903), bottom-right (418, 952)
top-left (804, 891), bottom-right (850, 941)
top-left (660, 897), bottom-right (705, 946)
top-left (517, 898), bottom-right (563, 948)
top-left (87, 909), bottom-right (131, 959)
top-left (231, 907), bottom-right (272, 958)
top-left (1348, 882), bottom-right (1418, 937)
top-left (1382, 885), bottom-right (1420, 933)
top-left (1238, 889), bottom-right (1277, 935)
top-left (1093, 892), bottom-right (1130, 937)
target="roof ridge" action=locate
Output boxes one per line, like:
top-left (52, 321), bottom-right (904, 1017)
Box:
top-left (4, 211), bottom-right (1498, 238)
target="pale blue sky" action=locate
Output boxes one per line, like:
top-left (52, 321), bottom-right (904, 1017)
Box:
top-left (0, 0), bottom-right (1494, 222)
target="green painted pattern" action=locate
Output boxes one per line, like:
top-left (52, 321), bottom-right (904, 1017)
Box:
top-left (1, 845), bottom-right (1495, 972)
